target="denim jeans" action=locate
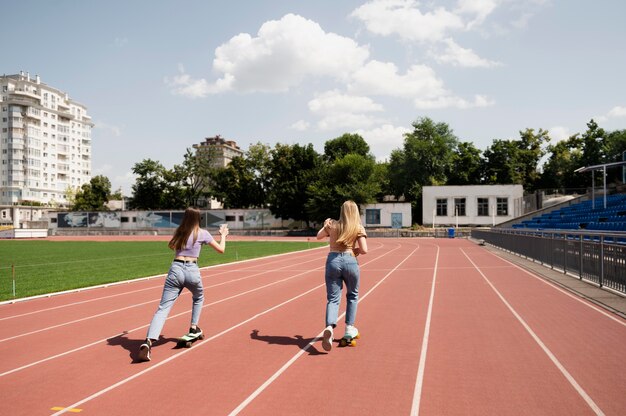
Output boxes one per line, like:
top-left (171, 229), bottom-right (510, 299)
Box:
top-left (325, 252), bottom-right (360, 327)
top-left (146, 261), bottom-right (204, 340)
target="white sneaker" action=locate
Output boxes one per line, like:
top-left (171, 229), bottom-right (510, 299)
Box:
top-left (345, 325), bottom-right (359, 339)
top-left (322, 326), bottom-right (333, 352)
top-left (138, 339), bottom-right (152, 362)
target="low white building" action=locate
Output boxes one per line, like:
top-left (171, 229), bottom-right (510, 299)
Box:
top-left (362, 202), bottom-right (412, 228)
top-left (422, 185), bottom-right (523, 226)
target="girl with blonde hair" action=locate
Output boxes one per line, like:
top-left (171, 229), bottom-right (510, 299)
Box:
top-left (139, 208), bottom-right (228, 361)
top-left (316, 200), bottom-right (368, 351)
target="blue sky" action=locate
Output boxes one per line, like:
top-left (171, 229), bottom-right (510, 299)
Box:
top-left (4, 0), bottom-right (626, 194)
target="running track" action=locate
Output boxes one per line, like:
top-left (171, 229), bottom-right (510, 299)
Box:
top-left (0, 238), bottom-right (625, 415)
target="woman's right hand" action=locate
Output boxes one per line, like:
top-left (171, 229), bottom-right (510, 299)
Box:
top-left (219, 224), bottom-right (229, 237)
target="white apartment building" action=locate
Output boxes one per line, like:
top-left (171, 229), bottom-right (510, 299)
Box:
top-left (1, 71), bottom-right (93, 207)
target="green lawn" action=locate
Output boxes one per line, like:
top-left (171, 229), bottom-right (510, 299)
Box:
top-left (0, 240), bottom-right (326, 301)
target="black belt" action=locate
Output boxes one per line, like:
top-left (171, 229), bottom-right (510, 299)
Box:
top-left (174, 259), bottom-right (197, 264)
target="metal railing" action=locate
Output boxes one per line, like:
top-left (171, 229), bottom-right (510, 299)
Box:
top-left (471, 228), bottom-right (626, 294)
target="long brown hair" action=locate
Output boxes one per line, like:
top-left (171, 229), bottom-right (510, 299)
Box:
top-left (335, 201), bottom-right (361, 247)
top-left (168, 208), bottom-right (201, 251)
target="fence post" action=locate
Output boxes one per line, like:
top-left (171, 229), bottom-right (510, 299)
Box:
top-left (579, 234), bottom-right (583, 279)
top-left (12, 263), bottom-right (15, 298)
top-left (599, 235), bottom-right (604, 288)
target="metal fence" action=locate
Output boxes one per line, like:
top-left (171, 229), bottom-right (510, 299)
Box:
top-left (471, 228), bottom-right (626, 294)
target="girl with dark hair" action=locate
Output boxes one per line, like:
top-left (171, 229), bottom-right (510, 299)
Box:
top-left (139, 208), bottom-right (228, 361)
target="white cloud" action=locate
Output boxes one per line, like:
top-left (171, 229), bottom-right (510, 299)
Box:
top-left (93, 120), bottom-right (121, 137)
top-left (353, 124), bottom-right (411, 161)
top-left (351, 0), bottom-right (464, 43)
top-left (432, 38), bottom-right (502, 68)
top-left (308, 90), bottom-right (384, 114)
top-left (290, 120), bottom-right (310, 131)
top-left (349, 60), bottom-right (447, 98)
top-left (413, 94), bottom-right (494, 109)
top-left (308, 90), bottom-right (385, 131)
top-left (548, 126), bottom-right (571, 142)
top-left (608, 106), bottom-right (626, 118)
top-left (168, 14), bottom-right (370, 97)
top-left (595, 105), bottom-right (626, 123)
top-left (455, 0), bottom-right (500, 28)
top-left (348, 60), bottom-right (494, 109)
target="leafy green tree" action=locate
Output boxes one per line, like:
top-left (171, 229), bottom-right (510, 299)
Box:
top-left (324, 133), bottom-right (370, 161)
top-left (73, 175), bottom-right (112, 211)
top-left (579, 119), bottom-right (605, 168)
top-left (128, 159), bottom-right (168, 210)
top-left (180, 147), bottom-right (218, 207)
top-left (482, 139), bottom-right (523, 185)
top-left (538, 134), bottom-right (584, 190)
top-left (267, 143), bottom-right (320, 226)
top-left (212, 156), bottom-right (263, 209)
top-left (603, 129), bottom-right (626, 183)
top-left (306, 153), bottom-right (383, 223)
top-left (447, 141), bottom-right (482, 185)
top-left (388, 117), bottom-right (459, 201)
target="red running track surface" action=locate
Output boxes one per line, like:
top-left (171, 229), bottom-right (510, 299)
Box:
top-left (0, 238), bottom-right (624, 415)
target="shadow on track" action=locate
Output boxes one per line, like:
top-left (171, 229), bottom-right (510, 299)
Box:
top-left (107, 331), bottom-right (177, 363)
top-left (250, 329), bottom-right (324, 355)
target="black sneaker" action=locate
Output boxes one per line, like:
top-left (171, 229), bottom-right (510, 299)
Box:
top-left (138, 339), bottom-right (152, 362)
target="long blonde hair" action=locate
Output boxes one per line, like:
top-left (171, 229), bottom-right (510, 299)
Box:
top-left (335, 200), bottom-right (362, 247)
top-left (169, 208), bottom-right (201, 251)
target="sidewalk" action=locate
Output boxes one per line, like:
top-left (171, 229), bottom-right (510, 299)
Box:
top-left (476, 240), bottom-right (626, 320)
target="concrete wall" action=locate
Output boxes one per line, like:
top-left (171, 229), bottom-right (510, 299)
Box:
top-left (362, 202), bottom-right (412, 228)
top-left (422, 185), bottom-right (524, 226)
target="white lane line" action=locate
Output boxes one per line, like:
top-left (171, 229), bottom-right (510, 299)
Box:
top-left (0, 256), bottom-right (326, 343)
top-left (1, 267), bottom-right (321, 376)
top-left (461, 248), bottom-right (606, 416)
top-left (0, 245), bottom-right (330, 308)
top-left (410, 245), bottom-right (440, 416)
top-left (0, 246), bottom-right (328, 315)
top-left (228, 244), bottom-right (418, 416)
top-left (49, 244), bottom-right (399, 415)
top-left (476, 248), bottom-right (626, 327)
top-left (1, 245), bottom-right (388, 376)
top-left (50, 283), bottom-right (327, 416)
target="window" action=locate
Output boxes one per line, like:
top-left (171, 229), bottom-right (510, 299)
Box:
top-left (454, 198), bottom-right (466, 216)
top-left (477, 198), bottom-right (489, 216)
top-left (365, 209), bottom-right (381, 225)
top-left (239, 216), bottom-right (244, 222)
top-left (121, 217), bottom-right (129, 223)
top-left (225, 215), bottom-right (236, 222)
top-left (436, 199), bottom-right (447, 216)
top-left (497, 198), bottom-right (508, 216)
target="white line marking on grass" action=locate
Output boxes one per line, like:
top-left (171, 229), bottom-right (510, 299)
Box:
top-left (461, 249), bottom-right (606, 416)
top-left (0, 255), bottom-right (327, 341)
top-left (48, 244), bottom-right (398, 415)
top-left (0, 245), bottom-right (329, 307)
top-left (478, 248), bottom-right (626, 327)
top-left (229, 244), bottom-right (416, 416)
top-left (410, 245), bottom-right (439, 416)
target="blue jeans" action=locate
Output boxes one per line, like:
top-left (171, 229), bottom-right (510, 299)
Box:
top-left (146, 261), bottom-right (204, 340)
top-left (325, 252), bottom-right (360, 327)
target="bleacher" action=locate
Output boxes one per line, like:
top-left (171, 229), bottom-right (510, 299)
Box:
top-left (512, 193), bottom-right (626, 232)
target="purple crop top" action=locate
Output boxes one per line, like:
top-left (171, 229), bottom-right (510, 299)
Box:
top-left (175, 229), bottom-right (214, 258)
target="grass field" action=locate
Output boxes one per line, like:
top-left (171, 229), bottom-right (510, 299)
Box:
top-left (0, 240), bottom-right (327, 301)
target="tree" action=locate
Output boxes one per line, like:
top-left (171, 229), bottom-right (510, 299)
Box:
top-left (72, 175), bottom-right (112, 211)
top-left (306, 153), bottom-right (383, 223)
top-left (212, 156), bottom-right (262, 209)
top-left (388, 117), bottom-right (459, 201)
top-left (447, 141), bottom-right (482, 185)
top-left (324, 133), bottom-right (371, 161)
top-left (128, 159), bottom-right (168, 210)
top-left (538, 134), bottom-right (584, 190)
top-left (267, 143), bottom-right (320, 226)
top-left (179, 148), bottom-right (218, 207)
top-left (603, 129), bottom-right (626, 184)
